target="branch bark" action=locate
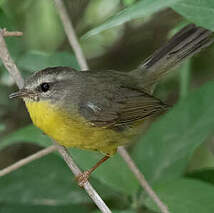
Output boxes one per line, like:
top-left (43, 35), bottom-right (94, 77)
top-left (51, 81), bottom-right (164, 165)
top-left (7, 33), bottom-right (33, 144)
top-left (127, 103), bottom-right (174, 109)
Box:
top-left (54, 0), bottom-right (88, 70)
top-left (53, 142), bottom-right (111, 213)
top-left (1, 28), bottom-right (23, 37)
top-left (118, 147), bottom-right (169, 213)
top-left (0, 145), bottom-right (57, 177)
top-left (0, 29), bottom-right (24, 88)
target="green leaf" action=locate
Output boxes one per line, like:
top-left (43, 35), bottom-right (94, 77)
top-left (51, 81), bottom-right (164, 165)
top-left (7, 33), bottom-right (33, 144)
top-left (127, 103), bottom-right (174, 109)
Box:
top-left (179, 59), bottom-right (191, 99)
top-left (187, 169), bottom-right (214, 185)
top-left (0, 204), bottom-right (88, 213)
top-left (0, 123), bottom-right (6, 132)
top-left (18, 51), bottom-right (80, 72)
top-left (0, 154), bottom-right (121, 205)
top-left (25, 0), bottom-right (65, 51)
top-left (0, 125), bottom-right (52, 150)
top-left (123, 0), bottom-right (137, 7)
top-left (0, 9), bottom-right (26, 59)
top-left (0, 8), bottom-right (13, 30)
top-left (188, 143), bottom-right (214, 171)
top-left (0, 154), bottom-right (89, 205)
top-left (132, 81), bottom-right (214, 184)
top-left (144, 178), bottom-right (214, 213)
top-left (172, 0), bottom-right (214, 31)
top-left (84, 0), bottom-right (182, 38)
top-left (112, 211), bottom-right (136, 213)
top-left (0, 0), bottom-right (6, 6)
top-left (93, 210), bottom-right (135, 213)
top-left (0, 85), bottom-right (12, 107)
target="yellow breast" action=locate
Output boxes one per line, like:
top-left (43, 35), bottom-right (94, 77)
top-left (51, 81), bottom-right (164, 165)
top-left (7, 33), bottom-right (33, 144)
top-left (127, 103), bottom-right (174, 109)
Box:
top-left (24, 100), bottom-right (128, 155)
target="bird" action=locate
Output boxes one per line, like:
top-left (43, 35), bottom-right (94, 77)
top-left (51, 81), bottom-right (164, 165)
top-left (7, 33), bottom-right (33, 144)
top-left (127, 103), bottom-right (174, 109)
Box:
top-left (9, 24), bottom-right (214, 185)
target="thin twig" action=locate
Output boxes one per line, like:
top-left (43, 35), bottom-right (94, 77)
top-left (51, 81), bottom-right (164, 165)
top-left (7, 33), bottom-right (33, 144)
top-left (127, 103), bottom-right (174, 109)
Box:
top-left (0, 29), bottom-right (111, 213)
top-left (53, 1), bottom-right (169, 213)
top-left (54, 0), bottom-right (89, 70)
top-left (0, 145), bottom-right (57, 177)
top-left (0, 29), bottom-right (24, 88)
top-left (1, 28), bottom-right (23, 37)
top-left (53, 142), bottom-right (111, 213)
top-left (118, 147), bottom-right (169, 213)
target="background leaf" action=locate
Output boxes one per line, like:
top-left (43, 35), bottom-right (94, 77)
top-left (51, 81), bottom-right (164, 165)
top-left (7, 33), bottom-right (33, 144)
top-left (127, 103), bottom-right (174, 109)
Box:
top-left (24, 0), bottom-right (65, 51)
top-left (187, 142), bottom-right (214, 171)
top-left (84, 0), bottom-right (182, 38)
top-left (0, 154), bottom-right (121, 205)
top-left (132, 81), bottom-right (214, 184)
top-left (172, 0), bottom-right (214, 31)
top-left (0, 204), bottom-right (88, 213)
top-left (18, 51), bottom-right (80, 72)
top-left (93, 210), bottom-right (135, 213)
top-left (0, 125), bottom-right (52, 150)
top-left (144, 178), bottom-right (214, 213)
top-left (187, 169), bottom-right (214, 185)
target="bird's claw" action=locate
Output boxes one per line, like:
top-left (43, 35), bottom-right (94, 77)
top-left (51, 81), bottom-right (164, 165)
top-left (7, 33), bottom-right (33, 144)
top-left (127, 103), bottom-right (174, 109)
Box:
top-left (76, 170), bottom-right (90, 187)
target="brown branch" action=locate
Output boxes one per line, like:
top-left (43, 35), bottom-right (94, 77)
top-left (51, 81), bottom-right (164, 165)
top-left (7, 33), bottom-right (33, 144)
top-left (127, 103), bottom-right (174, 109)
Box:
top-left (0, 29), bottom-right (111, 213)
top-left (118, 147), bottom-right (169, 213)
top-left (1, 28), bottom-right (23, 37)
top-left (53, 142), bottom-right (112, 213)
top-left (53, 1), bottom-right (169, 213)
top-left (0, 145), bottom-right (57, 177)
top-left (54, 0), bottom-right (89, 70)
top-left (0, 29), bottom-right (24, 88)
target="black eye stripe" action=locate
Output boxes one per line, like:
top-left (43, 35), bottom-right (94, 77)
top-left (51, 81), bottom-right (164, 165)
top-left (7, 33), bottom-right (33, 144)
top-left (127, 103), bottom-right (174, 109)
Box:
top-left (40, 82), bottom-right (50, 92)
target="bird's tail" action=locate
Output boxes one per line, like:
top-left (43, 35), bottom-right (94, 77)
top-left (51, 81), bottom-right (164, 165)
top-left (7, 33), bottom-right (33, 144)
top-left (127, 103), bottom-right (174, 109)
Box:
top-left (137, 24), bottom-right (214, 92)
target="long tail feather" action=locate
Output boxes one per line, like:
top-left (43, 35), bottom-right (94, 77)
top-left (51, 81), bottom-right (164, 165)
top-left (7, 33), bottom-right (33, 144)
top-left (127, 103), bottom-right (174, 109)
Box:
top-left (137, 24), bottom-right (214, 92)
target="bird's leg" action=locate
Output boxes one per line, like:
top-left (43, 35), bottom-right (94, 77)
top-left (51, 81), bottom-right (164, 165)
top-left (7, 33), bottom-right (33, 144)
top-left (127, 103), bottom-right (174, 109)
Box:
top-left (77, 155), bottom-right (110, 187)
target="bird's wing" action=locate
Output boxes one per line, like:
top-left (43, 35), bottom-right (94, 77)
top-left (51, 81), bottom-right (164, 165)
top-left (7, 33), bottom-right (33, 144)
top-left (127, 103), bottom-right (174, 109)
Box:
top-left (79, 85), bottom-right (168, 128)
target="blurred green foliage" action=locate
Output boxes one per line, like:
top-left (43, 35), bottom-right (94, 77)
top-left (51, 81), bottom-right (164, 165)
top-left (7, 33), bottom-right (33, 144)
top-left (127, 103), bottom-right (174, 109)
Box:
top-left (1, 0), bottom-right (214, 213)
top-left (144, 178), bottom-right (214, 213)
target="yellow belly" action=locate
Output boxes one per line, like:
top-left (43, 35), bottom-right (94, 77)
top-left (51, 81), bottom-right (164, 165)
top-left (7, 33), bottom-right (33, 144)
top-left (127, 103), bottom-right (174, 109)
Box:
top-left (25, 100), bottom-right (130, 155)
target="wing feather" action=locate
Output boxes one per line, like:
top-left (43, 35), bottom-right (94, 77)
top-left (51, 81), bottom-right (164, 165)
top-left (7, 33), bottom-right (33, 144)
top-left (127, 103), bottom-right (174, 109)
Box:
top-left (82, 89), bottom-right (168, 128)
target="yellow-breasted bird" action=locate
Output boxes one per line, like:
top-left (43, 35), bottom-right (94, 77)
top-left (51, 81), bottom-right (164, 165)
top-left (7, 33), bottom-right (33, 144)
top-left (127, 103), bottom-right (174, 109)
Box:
top-left (9, 24), bottom-right (214, 185)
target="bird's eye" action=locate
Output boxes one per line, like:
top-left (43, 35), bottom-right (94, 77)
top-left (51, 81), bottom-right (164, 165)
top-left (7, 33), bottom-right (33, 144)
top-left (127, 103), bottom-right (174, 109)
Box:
top-left (40, 82), bottom-right (50, 92)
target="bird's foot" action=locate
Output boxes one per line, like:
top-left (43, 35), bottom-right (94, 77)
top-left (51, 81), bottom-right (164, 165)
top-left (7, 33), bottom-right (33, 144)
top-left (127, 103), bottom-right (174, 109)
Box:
top-left (76, 170), bottom-right (90, 187)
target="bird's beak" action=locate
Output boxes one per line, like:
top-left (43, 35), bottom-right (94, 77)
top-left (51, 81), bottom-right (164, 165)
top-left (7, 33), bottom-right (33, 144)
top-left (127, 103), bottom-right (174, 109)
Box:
top-left (9, 89), bottom-right (33, 99)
